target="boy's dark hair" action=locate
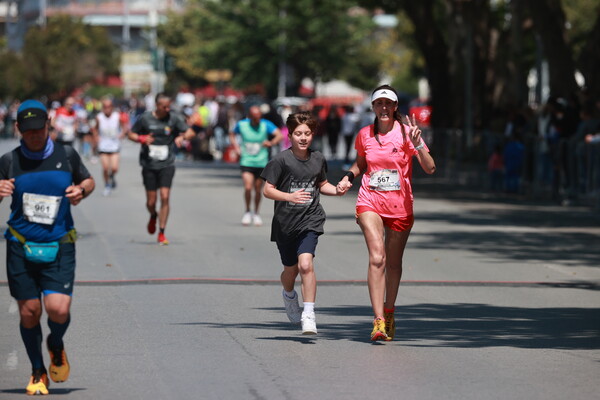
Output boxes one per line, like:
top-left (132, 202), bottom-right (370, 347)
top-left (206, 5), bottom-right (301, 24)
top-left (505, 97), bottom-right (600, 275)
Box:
top-left (286, 111), bottom-right (318, 134)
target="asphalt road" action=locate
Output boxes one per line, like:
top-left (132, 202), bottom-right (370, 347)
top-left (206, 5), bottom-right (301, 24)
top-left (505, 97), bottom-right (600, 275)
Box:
top-left (0, 138), bottom-right (598, 399)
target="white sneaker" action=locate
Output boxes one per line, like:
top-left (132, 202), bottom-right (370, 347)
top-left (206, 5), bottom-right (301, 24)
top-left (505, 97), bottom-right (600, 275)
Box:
top-left (301, 312), bottom-right (317, 335)
top-left (241, 212), bottom-right (252, 226)
top-left (282, 290), bottom-right (302, 324)
top-left (252, 214), bottom-right (263, 226)
top-left (102, 186), bottom-right (111, 197)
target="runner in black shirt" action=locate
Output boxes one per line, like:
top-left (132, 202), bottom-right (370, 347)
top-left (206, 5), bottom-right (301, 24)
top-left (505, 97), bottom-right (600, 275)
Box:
top-left (128, 93), bottom-right (195, 245)
top-left (261, 111), bottom-right (346, 335)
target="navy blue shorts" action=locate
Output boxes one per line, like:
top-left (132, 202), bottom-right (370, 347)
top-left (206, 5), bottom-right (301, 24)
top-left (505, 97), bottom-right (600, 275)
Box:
top-left (276, 231), bottom-right (320, 267)
top-left (6, 241), bottom-right (76, 300)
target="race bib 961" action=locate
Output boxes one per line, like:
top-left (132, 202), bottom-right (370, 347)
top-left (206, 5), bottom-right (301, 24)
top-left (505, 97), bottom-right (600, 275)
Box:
top-left (23, 193), bottom-right (62, 225)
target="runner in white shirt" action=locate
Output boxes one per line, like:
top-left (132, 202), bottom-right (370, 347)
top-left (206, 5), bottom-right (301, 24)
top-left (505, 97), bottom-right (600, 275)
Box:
top-left (92, 99), bottom-right (127, 196)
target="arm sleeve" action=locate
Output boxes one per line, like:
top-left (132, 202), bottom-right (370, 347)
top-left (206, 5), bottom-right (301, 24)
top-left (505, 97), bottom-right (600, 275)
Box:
top-left (355, 128), bottom-right (366, 157)
top-left (260, 157), bottom-right (283, 186)
top-left (130, 115), bottom-right (145, 134)
top-left (264, 120), bottom-right (278, 134)
top-left (65, 147), bottom-right (91, 184)
top-left (0, 152), bottom-right (13, 180)
top-left (317, 157), bottom-right (328, 185)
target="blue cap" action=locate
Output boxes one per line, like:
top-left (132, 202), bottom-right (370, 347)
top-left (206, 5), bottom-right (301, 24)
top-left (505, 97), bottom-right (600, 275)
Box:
top-left (17, 100), bottom-right (48, 131)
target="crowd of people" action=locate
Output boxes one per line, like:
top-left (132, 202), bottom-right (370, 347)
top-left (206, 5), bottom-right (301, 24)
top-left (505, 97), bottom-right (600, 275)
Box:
top-left (0, 93), bottom-right (377, 166)
top-left (485, 92), bottom-right (600, 202)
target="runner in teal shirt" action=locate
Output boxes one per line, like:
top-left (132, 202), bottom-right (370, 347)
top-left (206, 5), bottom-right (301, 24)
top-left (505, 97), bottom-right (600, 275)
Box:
top-left (229, 106), bottom-right (282, 226)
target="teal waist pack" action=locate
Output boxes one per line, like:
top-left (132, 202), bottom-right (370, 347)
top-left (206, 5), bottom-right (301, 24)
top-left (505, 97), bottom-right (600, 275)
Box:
top-left (24, 241), bottom-right (60, 263)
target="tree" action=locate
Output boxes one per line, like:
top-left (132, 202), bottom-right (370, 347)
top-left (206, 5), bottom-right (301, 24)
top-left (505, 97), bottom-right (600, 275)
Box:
top-left (359, 0), bottom-right (598, 133)
top-left (159, 0), bottom-right (381, 97)
top-left (522, 0), bottom-right (578, 98)
top-left (358, 0), bottom-right (455, 130)
top-left (577, 8), bottom-right (600, 97)
top-left (0, 39), bottom-right (27, 99)
top-left (1, 15), bottom-right (120, 99)
top-left (562, 0), bottom-right (600, 97)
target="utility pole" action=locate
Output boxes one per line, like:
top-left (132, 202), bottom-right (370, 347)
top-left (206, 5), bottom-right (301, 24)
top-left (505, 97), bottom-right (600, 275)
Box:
top-left (122, 0), bottom-right (130, 51)
top-left (149, 7), bottom-right (164, 95)
top-left (277, 6), bottom-right (287, 99)
top-left (39, 0), bottom-right (46, 28)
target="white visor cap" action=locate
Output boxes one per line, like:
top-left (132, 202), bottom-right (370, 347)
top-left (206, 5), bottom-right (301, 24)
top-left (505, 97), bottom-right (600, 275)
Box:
top-left (371, 89), bottom-right (398, 103)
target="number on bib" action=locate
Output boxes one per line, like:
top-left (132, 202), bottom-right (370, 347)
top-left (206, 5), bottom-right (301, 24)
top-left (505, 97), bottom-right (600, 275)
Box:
top-left (148, 145), bottom-right (169, 161)
top-left (22, 193), bottom-right (62, 225)
top-left (369, 169), bottom-right (400, 191)
top-left (244, 142), bottom-right (262, 156)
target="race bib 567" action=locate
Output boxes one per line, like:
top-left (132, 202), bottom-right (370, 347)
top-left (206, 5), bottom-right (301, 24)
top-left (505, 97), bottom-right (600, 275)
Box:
top-left (369, 169), bottom-right (400, 191)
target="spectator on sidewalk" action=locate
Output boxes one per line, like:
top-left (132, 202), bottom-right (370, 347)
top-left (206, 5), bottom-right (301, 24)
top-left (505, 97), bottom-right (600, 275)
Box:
top-left (488, 144), bottom-right (504, 193)
top-left (341, 105), bottom-right (360, 169)
top-left (504, 134), bottom-right (525, 193)
top-left (324, 105), bottom-right (341, 160)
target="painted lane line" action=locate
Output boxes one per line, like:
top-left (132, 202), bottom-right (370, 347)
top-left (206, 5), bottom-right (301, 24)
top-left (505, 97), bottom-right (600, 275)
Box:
top-left (2, 278), bottom-right (596, 290)
top-left (8, 299), bottom-right (17, 314)
top-left (6, 351), bottom-right (18, 370)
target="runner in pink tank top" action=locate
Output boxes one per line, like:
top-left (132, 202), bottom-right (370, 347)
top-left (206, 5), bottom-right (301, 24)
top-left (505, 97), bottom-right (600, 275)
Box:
top-left (337, 84), bottom-right (436, 341)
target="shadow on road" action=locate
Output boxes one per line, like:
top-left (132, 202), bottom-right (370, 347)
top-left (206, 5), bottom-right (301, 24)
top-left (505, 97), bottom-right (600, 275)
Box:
top-left (183, 304), bottom-right (599, 350)
top-left (324, 304), bottom-right (599, 349)
top-left (0, 388), bottom-right (86, 395)
top-left (409, 229), bottom-right (600, 267)
top-left (417, 207), bottom-right (600, 229)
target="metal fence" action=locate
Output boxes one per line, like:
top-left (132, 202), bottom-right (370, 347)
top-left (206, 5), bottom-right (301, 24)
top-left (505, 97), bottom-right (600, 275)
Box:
top-left (429, 128), bottom-right (600, 208)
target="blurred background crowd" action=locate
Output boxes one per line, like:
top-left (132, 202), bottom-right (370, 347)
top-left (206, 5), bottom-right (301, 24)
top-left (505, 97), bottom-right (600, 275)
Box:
top-left (0, 0), bottom-right (599, 206)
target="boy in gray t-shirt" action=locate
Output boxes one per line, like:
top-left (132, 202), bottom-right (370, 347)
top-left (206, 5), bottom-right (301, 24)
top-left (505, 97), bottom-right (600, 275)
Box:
top-left (261, 111), bottom-right (346, 335)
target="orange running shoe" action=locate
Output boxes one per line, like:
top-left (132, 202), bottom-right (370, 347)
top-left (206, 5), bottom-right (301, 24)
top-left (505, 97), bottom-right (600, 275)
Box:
top-left (384, 309), bottom-right (395, 341)
top-left (370, 318), bottom-right (388, 341)
top-left (158, 232), bottom-right (169, 245)
top-left (47, 337), bottom-right (69, 383)
top-left (26, 368), bottom-right (49, 395)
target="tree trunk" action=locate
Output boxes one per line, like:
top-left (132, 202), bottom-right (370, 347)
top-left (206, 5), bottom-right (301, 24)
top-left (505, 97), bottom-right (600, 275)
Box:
top-left (402, 1), bottom-right (453, 131)
top-left (578, 8), bottom-right (600, 99)
top-left (523, 0), bottom-right (578, 97)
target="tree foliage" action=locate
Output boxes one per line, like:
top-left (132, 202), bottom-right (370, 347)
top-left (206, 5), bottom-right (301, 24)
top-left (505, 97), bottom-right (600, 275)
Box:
top-left (358, 0), bottom-right (600, 131)
top-left (0, 40), bottom-right (27, 99)
top-left (159, 0), bottom-right (381, 97)
top-left (0, 15), bottom-right (120, 100)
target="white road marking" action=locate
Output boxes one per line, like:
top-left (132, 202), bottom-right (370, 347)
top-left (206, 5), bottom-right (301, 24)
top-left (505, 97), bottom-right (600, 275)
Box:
top-left (9, 299), bottom-right (18, 314)
top-left (6, 351), bottom-right (18, 370)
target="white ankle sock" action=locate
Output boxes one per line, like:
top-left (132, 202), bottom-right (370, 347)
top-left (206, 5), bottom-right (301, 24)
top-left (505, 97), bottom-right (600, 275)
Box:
top-left (303, 302), bottom-right (315, 314)
top-left (283, 289), bottom-right (296, 299)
